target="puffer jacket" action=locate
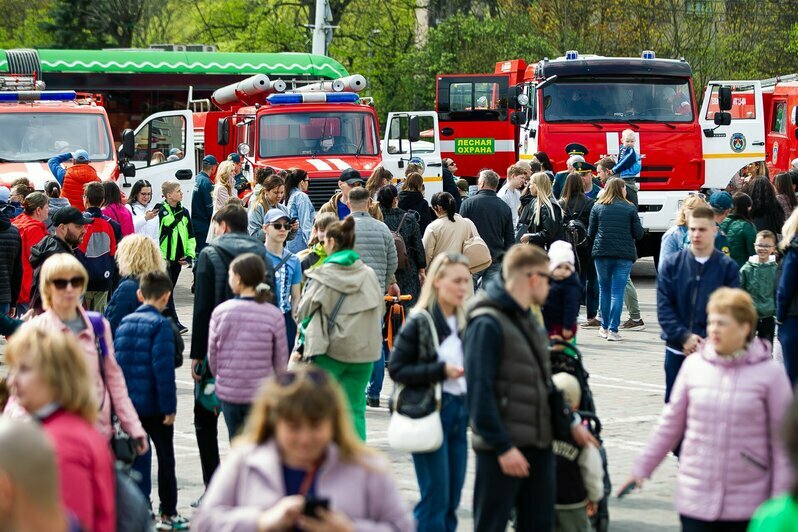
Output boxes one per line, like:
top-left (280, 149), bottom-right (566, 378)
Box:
top-left (61, 164), bottom-right (100, 208)
top-left (351, 211), bottom-right (398, 293)
top-left (740, 256), bottom-right (777, 319)
top-left (588, 198), bottom-right (643, 262)
top-left (632, 339), bottom-right (793, 521)
top-left (719, 215), bottom-right (756, 267)
top-left (298, 250), bottom-right (383, 363)
top-left (31, 309), bottom-right (145, 441)
top-left (0, 211), bottom-right (21, 306)
top-left (102, 202), bottom-right (135, 237)
top-left (208, 298), bottom-right (288, 404)
top-left (104, 277), bottom-right (140, 335)
top-left (12, 212), bottom-right (48, 305)
top-left (113, 305), bottom-right (177, 417)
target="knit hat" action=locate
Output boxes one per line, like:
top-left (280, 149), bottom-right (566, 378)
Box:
top-left (547, 240), bottom-right (575, 272)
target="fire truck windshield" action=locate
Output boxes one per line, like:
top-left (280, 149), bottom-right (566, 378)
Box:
top-left (0, 113), bottom-right (113, 162)
top-left (259, 111), bottom-right (379, 158)
top-left (542, 77), bottom-right (693, 123)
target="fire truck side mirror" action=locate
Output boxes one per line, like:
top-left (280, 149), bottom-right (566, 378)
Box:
top-left (713, 112), bottom-right (732, 126)
top-left (510, 111), bottom-right (525, 126)
top-left (508, 86), bottom-right (527, 110)
top-left (218, 118), bottom-right (230, 146)
top-left (718, 87), bottom-right (733, 111)
top-left (408, 116), bottom-right (420, 143)
top-left (120, 129), bottom-right (135, 159)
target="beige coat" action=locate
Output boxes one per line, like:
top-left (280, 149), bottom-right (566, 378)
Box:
top-left (297, 256), bottom-right (384, 363)
top-left (422, 213), bottom-right (480, 266)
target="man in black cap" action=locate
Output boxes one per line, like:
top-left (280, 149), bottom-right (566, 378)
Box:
top-left (228, 153), bottom-right (251, 195)
top-left (28, 206), bottom-right (88, 311)
top-left (191, 155), bottom-right (218, 254)
top-left (553, 144), bottom-right (588, 199)
top-left (318, 168), bottom-right (383, 220)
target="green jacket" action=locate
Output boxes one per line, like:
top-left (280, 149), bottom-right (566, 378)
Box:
top-left (159, 202), bottom-right (196, 261)
top-left (748, 495), bottom-right (798, 532)
top-left (739, 256), bottom-right (777, 318)
top-left (719, 216), bottom-right (756, 268)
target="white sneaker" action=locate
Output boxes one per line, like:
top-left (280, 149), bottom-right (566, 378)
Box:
top-left (607, 331), bottom-right (621, 342)
top-left (598, 327), bottom-right (608, 339)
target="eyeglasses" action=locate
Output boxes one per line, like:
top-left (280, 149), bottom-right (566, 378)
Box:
top-left (270, 223), bottom-right (290, 230)
top-left (687, 191), bottom-right (707, 201)
top-left (50, 276), bottom-right (85, 290)
top-left (276, 368), bottom-right (328, 386)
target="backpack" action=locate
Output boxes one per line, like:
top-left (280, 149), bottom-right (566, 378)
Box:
top-left (392, 213), bottom-right (409, 271)
top-left (78, 218), bottom-right (115, 291)
top-left (562, 200), bottom-right (590, 252)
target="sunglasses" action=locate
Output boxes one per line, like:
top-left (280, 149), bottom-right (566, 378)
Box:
top-left (50, 276), bottom-right (85, 290)
top-left (276, 368), bottom-right (328, 386)
top-left (270, 223), bottom-right (290, 230)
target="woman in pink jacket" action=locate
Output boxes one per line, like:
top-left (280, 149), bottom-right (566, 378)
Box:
top-left (619, 287), bottom-right (794, 531)
top-left (30, 253), bottom-right (147, 449)
top-left (101, 181), bottom-right (135, 237)
top-left (5, 323), bottom-right (115, 532)
top-left (193, 367), bottom-right (413, 532)
top-left (208, 252), bottom-right (288, 440)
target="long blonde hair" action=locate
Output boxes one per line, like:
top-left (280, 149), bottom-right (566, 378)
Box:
top-left (413, 253), bottom-right (470, 324)
top-left (597, 178), bottom-right (631, 205)
top-left (530, 172), bottom-right (557, 226)
top-left (781, 208), bottom-right (798, 251)
top-left (676, 194), bottom-right (708, 226)
top-left (216, 160), bottom-right (236, 190)
top-left (238, 367), bottom-right (373, 464)
top-left (116, 234), bottom-right (165, 277)
top-left (6, 323), bottom-right (97, 423)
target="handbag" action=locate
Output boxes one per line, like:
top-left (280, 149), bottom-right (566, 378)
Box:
top-left (462, 234), bottom-right (492, 273)
top-left (387, 310), bottom-right (444, 453)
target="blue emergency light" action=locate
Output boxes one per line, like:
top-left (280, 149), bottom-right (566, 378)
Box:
top-left (267, 92), bottom-right (359, 104)
top-left (642, 50), bottom-right (656, 59)
top-left (565, 50), bottom-right (579, 60)
top-left (0, 91), bottom-right (77, 102)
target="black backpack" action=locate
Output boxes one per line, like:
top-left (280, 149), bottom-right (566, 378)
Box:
top-left (562, 200), bottom-right (590, 253)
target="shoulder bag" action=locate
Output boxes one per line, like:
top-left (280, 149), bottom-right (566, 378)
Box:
top-left (462, 223), bottom-right (492, 273)
top-left (387, 310), bottom-right (444, 453)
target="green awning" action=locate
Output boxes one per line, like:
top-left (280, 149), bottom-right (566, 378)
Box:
top-left (0, 49), bottom-right (349, 79)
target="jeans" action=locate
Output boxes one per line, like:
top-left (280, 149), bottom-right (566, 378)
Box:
top-left (132, 415), bottom-right (178, 515)
top-left (193, 400), bottom-right (220, 486)
top-left (593, 258), bottom-right (633, 332)
top-left (220, 401), bottom-right (251, 442)
top-left (312, 355), bottom-right (374, 440)
top-left (473, 261), bottom-right (502, 290)
top-left (474, 446), bottom-right (555, 532)
top-left (284, 312), bottom-right (297, 353)
top-left (411, 393), bottom-right (468, 532)
top-left (664, 350), bottom-right (686, 403)
top-left (778, 317), bottom-right (798, 386)
top-left (366, 341), bottom-right (389, 401)
top-left (679, 515), bottom-right (749, 532)
top-left (624, 277), bottom-right (641, 320)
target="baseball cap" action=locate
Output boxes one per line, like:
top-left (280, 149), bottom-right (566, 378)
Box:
top-left (264, 208), bottom-right (290, 225)
top-left (339, 168), bottom-right (364, 186)
top-left (202, 155), bottom-right (218, 166)
top-left (228, 153), bottom-right (241, 164)
top-left (0, 186), bottom-right (9, 203)
top-left (169, 148), bottom-right (181, 156)
top-left (52, 206), bottom-right (90, 226)
top-left (709, 191), bottom-right (733, 212)
top-left (73, 149), bottom-right (90, 163)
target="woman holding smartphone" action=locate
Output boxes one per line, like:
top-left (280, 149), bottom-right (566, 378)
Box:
top-left (126, 179), bottom-right (160, 242)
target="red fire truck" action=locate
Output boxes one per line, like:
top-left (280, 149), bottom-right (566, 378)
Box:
top-left (128, 74), bottom-right (443, 209)
top-left (437, 52), bottom-right (769, 260)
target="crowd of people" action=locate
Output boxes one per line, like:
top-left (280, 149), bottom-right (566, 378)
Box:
top-left (1, 144), bottom-right (798, 532)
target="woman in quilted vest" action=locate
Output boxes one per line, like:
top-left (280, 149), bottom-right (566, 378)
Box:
top-left (620, 288), bottom-right (793, 530)
top-left (208, 253), bottom-right (288, 440)
top-left (295, 216), bottom-right (383, 440)
top-left (389, 252), bottom-right (471, 532)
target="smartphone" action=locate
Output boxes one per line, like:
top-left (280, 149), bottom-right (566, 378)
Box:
top-left (303, 496), bottom-right (330, 517)
top-left (151, 202), bottom-right (163, 212)
top-left (617, 482), bottom-right (637, 499)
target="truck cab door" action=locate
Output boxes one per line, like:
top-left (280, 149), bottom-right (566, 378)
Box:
top-left (517, 82), bottom-right (539, 162)
top-left (130, 110), bottom-right (197, 210)
top-left (699, 81), bottom-right (766, 189)
top-left (381, 111), bottom-right (443, 201)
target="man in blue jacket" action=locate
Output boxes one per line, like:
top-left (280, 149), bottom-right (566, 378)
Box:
top-left (191, 155), bottom-right (217, 254)
top-left (657, 206), bottom-right (740, 402)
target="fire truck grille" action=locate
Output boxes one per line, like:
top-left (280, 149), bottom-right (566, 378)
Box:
top-left (307, 178), bottom-right (341, 211)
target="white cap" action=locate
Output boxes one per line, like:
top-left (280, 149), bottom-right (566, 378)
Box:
top-left (548, 240), bottom-right (575, 271)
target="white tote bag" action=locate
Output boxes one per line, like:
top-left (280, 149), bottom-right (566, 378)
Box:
top-left (387, 310), bottom-right (444, 453)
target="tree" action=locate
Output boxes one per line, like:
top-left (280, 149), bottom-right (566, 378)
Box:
top-left (41, 0), bottom-right (162, 48)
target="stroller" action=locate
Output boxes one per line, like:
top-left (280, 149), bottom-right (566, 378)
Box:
top-left (550, 339), bottom-right (611, 532)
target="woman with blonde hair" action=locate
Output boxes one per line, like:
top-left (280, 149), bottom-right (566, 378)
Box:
top-left (208, 160), bottom-right (237, 241)
top-left (5, 323), bottom-right (116, 531)
top-left (620, 288), bottom-right (792, 529)
top-left (776, 208), bottom-right (798, 385)
top-left (105, 233), bottom-right (166, 334)
top-left (389, 252), bottom-right (471, 531)
top-left (247, 174), bottom-right (296, 243)
top-left (660, 194), bottom-right (708, 262)
top-left (29, 254), bottom-right (147, 449)
top-left (517, 171), bottom-right (564, 249)
top-left (588, 178), bottom-right (643, 341)
top-left (193, 367), bottom-right (413, 531)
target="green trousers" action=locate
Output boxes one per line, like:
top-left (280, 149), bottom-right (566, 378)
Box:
top-left (311, 355), bottom-right (374, 441)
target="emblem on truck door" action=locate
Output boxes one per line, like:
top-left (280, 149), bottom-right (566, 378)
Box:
top-left (730, 133), bottom-right (747, 153)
